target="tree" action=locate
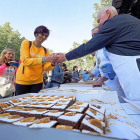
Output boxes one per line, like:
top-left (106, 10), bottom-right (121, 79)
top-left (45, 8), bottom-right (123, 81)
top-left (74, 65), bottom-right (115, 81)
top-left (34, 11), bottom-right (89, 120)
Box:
top-left (0, 22), bottom-right (26, 59)
top-left (92, 0), bottom-right (112, 27)
top-left (65, 40), bottom-right (96, 71)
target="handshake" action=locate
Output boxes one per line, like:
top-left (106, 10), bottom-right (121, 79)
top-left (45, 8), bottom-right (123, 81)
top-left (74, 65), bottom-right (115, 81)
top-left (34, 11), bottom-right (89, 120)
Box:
top-left (44, 53), bottom-right (66, 65)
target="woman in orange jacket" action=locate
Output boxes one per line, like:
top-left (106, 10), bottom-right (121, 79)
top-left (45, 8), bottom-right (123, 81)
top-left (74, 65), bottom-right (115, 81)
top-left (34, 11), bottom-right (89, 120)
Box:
top-left (16, 25), bottom-right (56, 95)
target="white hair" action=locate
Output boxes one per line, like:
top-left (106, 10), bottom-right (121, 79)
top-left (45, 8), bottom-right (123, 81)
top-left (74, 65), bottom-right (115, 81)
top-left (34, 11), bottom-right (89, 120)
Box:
top-left (98, 6), bottom-right (118, 16)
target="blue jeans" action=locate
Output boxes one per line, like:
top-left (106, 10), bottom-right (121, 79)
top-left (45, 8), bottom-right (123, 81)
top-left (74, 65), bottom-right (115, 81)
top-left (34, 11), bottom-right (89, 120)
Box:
top-left (45, 81), bottom-right (60, 88)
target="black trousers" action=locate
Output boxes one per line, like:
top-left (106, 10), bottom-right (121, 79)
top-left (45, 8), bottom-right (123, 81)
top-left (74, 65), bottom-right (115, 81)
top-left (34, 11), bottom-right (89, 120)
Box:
top-left (16, 83), bottom-right (43, 96)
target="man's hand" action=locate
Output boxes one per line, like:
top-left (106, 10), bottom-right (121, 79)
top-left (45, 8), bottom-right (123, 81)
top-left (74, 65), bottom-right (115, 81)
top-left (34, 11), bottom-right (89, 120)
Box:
top-left (92, 79), bottom-right (103, 88)
top-left (44, 54), bottom-right (58, 62)
top-left (52, 53), bottom-right (66, 65)
top-left (92, 77), bottom-right (108, 88)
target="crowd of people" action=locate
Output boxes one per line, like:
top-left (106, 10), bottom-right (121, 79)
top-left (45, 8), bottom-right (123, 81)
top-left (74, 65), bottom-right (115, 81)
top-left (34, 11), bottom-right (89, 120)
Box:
top-left (0, 5), bottom-right (140, 103)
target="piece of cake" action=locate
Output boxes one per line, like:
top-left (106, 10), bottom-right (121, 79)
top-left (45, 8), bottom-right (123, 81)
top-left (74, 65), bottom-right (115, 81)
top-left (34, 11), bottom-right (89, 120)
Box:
top-left (18, 102), bottom-right (31, 107)
top-left (43, 110), bottom-right (64, 120)
top-left (5, 106), bottom-right (24, 115)
top-left (27, 109), bottom-right (48, 118)
top-left (68, 96), bottom-right (76, 104)
top-left (79, 115), bottom-right (106, 134)
top-left (0, 102), bottom-right (12, 110)
top-left (29, 117), bottom-right (57, 128)
top-left (47, 99), bottom-right (59, 104)
top-left (57, 100), bottom-right (71, 106)
top-left (0, 113), bottom-right (10, 117)
top-left (63, 96), bottom-right (76, 105)
top-left (51, 104), bottom-right (68, 111)
top-left (9, 99), bottom-right (21, 106)
top-left (41, 95), bottom-right (49, 98)
top-left (65, 105), bottom-right (86, 114)
top-left (73, 102), bottom-right (89, 109)
top-left (57, 112), bottom-right (84, 129)
top-left (0, 114), bottom-right (23, 124)
top-left (28, 95), bottom-right (34, 98)
top-left (15, 108), bottom-right (35, 117)
top-left (13, 117), bottom-right (35, 127)
top-left (27, 103), bottom-right (54, 109)
top-left (90, 104), bottom-right (106, 115)
top-left (85, 108), bottom-right (105, 122)
top-left (56, 125), bottom-right (73, 130)
top-left (19, 97), bottom-right (29, 101)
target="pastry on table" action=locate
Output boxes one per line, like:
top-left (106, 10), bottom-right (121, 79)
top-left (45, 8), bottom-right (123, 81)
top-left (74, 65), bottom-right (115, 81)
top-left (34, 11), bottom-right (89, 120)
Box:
top-left (0, 114), bottom-right (22, 124)
top-left (0, 102), bottom-right (11, 110)
top-left (43, 110), bottom-right (64, 120)
top-left (50, 104), bottom-right (68, 111)
top-left (14, 108), bottom-right (35, 117)
top-left (57, 112), bottom-right (84, 129)
top-left (73, 101), bottom-right (89, 109)
top-left (27, 109), bottom-right (48, 119)
top-left (13, 117), bottom-right (35, 127)
top-left (29, 117), bottom-right (57, 128)
top-left (65, 105), bottom-right (86, 114)
top-left (56, 125), bottom-right (73, 130)
top-left (5, 106), bottom-right (24, 115)
top-left (27, 103), bottom-right (54, 110)
top-left (90, 104), bottom-right (106, 115)
top-left (85, 108), bottom-right (105, 122)
top-left (79, 115), bottom-right (106, 134)
top-left (57, 100), bottom-right (71, 107)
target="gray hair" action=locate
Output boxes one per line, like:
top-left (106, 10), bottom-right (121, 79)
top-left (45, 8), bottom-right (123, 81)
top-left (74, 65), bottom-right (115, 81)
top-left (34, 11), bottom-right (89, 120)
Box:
top-left (98, 6), bottom-right (118, 16)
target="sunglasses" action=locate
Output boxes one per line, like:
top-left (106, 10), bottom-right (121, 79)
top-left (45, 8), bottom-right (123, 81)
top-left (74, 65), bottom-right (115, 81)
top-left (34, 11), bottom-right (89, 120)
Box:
top-left (6, 53), bottom-right (14, 56)
top-left (40, 33), bottom-right (48, 38)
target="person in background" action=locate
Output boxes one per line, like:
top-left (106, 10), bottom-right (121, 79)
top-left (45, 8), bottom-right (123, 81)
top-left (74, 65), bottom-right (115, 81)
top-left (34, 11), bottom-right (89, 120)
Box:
top-left (16, 25), bottom-right (57, 95)
top-left (64, 74), bottom-right (73, 83)
top-left (72, 66), bottom-right (82, 83)
top-left (62, 63), bottom-right (72, 83)
top-left (0, 49), bottom-right (17, 98)
top-left (43, 70), bottom-right (48, 88)
top-left (45, 64), bottom-right (71, 88)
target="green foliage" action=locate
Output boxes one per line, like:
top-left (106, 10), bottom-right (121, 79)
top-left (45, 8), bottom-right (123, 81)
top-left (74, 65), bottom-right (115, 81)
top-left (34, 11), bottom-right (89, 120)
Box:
top-left (65, 40), bottom-right (96, 71)
top-left (92, 0), bottom-right (112, 27)
top-left (0, 22), bottom-right (26, 60)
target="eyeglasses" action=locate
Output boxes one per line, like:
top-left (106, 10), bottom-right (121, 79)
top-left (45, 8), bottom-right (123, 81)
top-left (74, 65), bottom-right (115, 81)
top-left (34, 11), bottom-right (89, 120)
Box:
top-left (40, 33), bottom-right (48, 38)
top-left (6, 53), bottom-right (14, 56)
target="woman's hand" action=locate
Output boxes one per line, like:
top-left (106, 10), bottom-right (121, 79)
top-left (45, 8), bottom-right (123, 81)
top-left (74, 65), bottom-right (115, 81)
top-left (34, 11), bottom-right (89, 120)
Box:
top-left (8, 61), bottom-right (17, 65)
top-left (44, 54), bottom-right (58, 62)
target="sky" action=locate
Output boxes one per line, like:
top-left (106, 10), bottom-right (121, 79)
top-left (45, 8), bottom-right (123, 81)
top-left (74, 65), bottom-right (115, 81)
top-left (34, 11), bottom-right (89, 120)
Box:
top-left (0, 0), bottom-right (99, 53)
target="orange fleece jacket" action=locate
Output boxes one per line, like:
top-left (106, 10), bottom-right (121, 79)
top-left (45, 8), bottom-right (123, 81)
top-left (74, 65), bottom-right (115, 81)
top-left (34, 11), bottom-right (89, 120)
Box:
top-left (16, 40), bottom-right (54, 85)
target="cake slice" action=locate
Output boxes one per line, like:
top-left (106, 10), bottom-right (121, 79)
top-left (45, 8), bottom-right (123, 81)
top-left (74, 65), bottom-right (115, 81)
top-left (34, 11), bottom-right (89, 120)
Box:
top-left (56, 125), bottom-right (73, 130)
top-left (90, 104), bottom-right (106, 115)
top-left (57, 112), bottom-right (84, 129)
top-left (65, 105), bottom-right (86, 114)
top-left (13, 117), bottom-right (35, 127)
top-left (43, 110), bottom-right (64, 120)
top-left (51, 104), bottom-right (68, 111)
top-left (79, 115), bottom-right (106, 134)
top-left (29, 117), bottom-right (57, 128)
top-left (85, 108), bottom-right (105, 122)
top-left (27, 109), bottom-right (48, 118)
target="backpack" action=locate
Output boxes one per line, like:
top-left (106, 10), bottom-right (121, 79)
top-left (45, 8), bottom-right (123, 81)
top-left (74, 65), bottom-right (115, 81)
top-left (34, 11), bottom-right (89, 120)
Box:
top-left (28, 41), bottom-right (47, 54)
top-left (22, 41), bottom-right (47, 74)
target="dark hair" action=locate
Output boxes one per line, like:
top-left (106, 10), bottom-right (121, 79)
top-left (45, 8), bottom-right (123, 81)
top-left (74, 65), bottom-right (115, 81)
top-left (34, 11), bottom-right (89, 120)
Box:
top-left (34, 25), bottom-right (50, 36)
top-left (61, 63), bottom-right (66, 67)
top-left (73, 66), bottom-right (78, 71)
